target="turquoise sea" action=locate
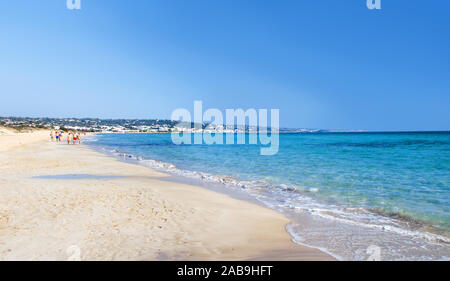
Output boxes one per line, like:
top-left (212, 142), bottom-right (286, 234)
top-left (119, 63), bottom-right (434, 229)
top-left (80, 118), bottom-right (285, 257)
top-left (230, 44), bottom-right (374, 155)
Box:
top-left (86, 132), bottom-right (450, 260)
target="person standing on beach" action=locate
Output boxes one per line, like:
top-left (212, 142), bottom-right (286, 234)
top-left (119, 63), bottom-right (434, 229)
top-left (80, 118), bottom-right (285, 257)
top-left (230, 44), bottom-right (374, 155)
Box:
top-left (59, 131), bottom-right (63, 143)
top-left (50, 131), bottom-right (54, 142)
top-left (67, 133), bottom-right (71, 145)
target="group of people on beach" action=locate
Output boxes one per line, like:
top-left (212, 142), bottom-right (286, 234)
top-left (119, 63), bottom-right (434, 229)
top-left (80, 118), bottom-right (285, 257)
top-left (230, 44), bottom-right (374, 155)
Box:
top-left (50, 130), bottom-right (83, 145)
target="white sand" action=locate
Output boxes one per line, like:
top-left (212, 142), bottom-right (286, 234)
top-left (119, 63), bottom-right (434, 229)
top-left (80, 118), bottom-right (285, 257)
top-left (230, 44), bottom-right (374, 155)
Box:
top-left (0, 129), bottom-right (333, 261)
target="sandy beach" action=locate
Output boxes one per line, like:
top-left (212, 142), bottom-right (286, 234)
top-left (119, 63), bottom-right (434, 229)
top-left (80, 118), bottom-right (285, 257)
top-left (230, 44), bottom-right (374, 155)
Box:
top-left (0, 128), bottom-right (332, 261)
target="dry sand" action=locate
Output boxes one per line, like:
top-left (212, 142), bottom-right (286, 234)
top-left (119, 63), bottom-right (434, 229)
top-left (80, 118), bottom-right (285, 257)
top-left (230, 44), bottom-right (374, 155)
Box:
top-left (0, 129), bottom-right (333, 261)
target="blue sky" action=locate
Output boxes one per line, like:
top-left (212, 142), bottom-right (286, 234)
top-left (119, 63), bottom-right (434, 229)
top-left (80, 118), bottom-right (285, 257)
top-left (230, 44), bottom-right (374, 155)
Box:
top-left (0, 0), bottom-right (449, 130)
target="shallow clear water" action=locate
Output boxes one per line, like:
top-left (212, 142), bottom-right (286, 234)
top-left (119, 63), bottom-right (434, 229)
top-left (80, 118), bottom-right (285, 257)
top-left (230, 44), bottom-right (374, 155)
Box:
top-left (86, 132), bottom-right (450, 260)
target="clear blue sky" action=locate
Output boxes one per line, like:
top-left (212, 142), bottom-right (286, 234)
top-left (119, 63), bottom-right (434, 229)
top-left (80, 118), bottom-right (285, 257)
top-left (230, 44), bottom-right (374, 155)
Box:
top-left (1, 0), bottom-right (449, 131)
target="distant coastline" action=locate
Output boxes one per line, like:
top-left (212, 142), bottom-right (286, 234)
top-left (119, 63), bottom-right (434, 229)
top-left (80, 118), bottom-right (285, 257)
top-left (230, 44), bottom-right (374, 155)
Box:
top-left (2, 117), bottom-right (448, 135)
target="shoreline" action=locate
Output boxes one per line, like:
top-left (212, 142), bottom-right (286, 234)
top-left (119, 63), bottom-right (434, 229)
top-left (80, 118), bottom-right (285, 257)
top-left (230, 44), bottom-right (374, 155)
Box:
top-left (86, 133), bottom-right (450, 261)
top-left (85, 137), bottom-right (345, 261)
top-left (0, 130), bottom-right (333, 261)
